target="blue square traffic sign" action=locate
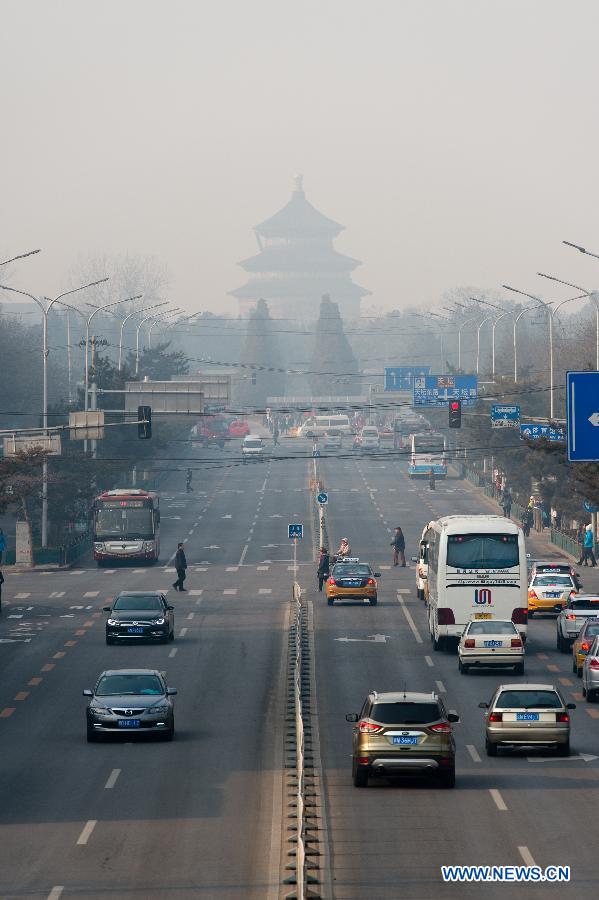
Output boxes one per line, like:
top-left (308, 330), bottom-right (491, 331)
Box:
top-left (288, 523), bottom-right (303, 540)
top-left (566, 371), bottom-right (599, 461)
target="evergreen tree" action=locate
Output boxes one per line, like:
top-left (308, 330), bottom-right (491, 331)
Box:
top-left (237, 299), bottom-right (285, 407)
top-left (309, 294), bottom-right (360, 397)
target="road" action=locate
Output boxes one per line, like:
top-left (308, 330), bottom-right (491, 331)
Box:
top-left (1, 435), bottom-right (598, 898)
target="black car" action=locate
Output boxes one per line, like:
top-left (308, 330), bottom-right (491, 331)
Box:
top-left (104, 591), bottom-right (174, 644)
top-left (84, 668), bottom-right (176, 741)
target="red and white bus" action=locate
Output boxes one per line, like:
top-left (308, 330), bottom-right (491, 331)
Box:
top-left (92, 489), bottom-right (160, 566)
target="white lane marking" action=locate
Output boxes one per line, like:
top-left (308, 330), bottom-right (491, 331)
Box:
top-left (179, 627), bottom-right (188, 637)
top-left (103, 569), bottom-right (116, 574)
top-left (50, 591), bottom-right (65, 598)
top-left (226, 566), bottom-right (239, 572)
top-left (435, 680), bottom-right (446, 693)
top-left (169, 647), bottom-right (178, 658)
top-left (47, 888), bottom-right (64, 900)
top-left (132, 569), bottom-right (146, 573)
top-left (187, 612), bottom-right (195, 620)
top-left (379, 565), bottom-right (391, 570)
top-left (223, 589), bottom-right (237, 595)
top-left (397, 595), bottom-right (423, 644)
top-left (84, 591), bottom-right (99, 598)
top-left (76, 820), bottom-right (97, 845)
top-left (424, 655), bottom-right (434, 667)
top-left (70, 571), bottom-right (85, 575)
top-left (8, 614), bottom-right (23, 619)
top-left (518, 846), bottom-right (537, 866)
top-left (104, 769), bottom-right (121, 789)
top-left (188, 529), bottom-right (194, 536)
top-left (189, 589), bottom-right (203, 596)
top-left (466, 744), bottom-right (481, 763)
top-left (259, 588), bottom-right (272, 595)
top-left (257, 565), bottom-right (269, 571)
top-left (14, 593), bottom-right (30, 599)
top-left (489, 789), bottom-right (508, 811)
top-left (397, 588), bottom-right (411, 594)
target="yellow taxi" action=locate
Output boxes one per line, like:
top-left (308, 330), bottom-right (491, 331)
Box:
top-left (527, 571), bottom-right (577, 617)
top-left (572, 618), bottom-right (599, 677)
top-left (326, 558), bottom-right (380, 607)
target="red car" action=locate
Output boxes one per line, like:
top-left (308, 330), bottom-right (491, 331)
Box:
top-left (228, 419), bottom-right (250, 438)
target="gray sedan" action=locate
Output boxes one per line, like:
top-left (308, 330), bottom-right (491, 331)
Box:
top-left (479, 683), bottom-right (574, 757)
top-left (582, 636), bottom-right (599, 702)
top-left (84, 669), bottom-right (176, 741)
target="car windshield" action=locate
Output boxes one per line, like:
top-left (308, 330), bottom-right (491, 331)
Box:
top-left (113, 595), bottom-right (163, 611)
top-left (447, 533), bottom-right (519, 569)
top-left (467, 621), bottom-right (518, 635)
top-left (332, 564), bottom-right (371, 577)
top-left (533, 575), bottom-right (573, 587)
top-left (370, 702), bottom-right (441, 725)
top-left (581, 624), bottom-right (599, 638)
top-left (569, 599), bottom-right (599, 610)
top-left (244, 440), bottom-right (262, 449)
top-left (95, 674), bottom-right (164, 696)
top-left (495, 690), bottom-right (562, 709)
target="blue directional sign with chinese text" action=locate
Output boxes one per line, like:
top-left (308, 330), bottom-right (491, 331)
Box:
top-left (491, 405), bottom-right (521, 428)
top-left (566, 371), bottom-right (599, 462)
top-left (413, 375), bottom-right (478, 407)
top-left (288, 523), bottom-right (303, 540)
top-left (385, 366), bottom-right (431, 391)
top-left (520, 423), bottom-right (565, 442)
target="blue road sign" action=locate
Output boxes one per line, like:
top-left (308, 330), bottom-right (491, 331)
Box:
top-left (520, 423), bottom-right (565, 442)
top-left (316, 491), bottom-right (328, 505)
top-left (288, 523), bottom-right (303, 540)
top-left (566, 371), bottom-right (599, 462)
top-left (385, 366), bottom-right (431, 391)
top-left (583, 499), bottom-right (599, 514)
top-left (491, 405), bottom-right (521, 428)
top-left (413, 374), bottom-right (478, 407)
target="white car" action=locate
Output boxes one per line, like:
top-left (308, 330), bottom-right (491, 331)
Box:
top-left (242, 434), bottom-right (265, 463)
top-left (323, 430), bottom-right (343, 450)
top-left (458, 618), bottom-right (525, 675)
top-left (556, 595), bottom-right (599, 652)
top-left (359, 427), bottom-right (380, 451)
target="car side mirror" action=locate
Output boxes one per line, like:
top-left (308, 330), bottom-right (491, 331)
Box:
top-left (167, 605), bottom-right (174, 611)
top-left (166, 687), bottom-right (178, 696)
top-left (447, 712), bottom-right (460, 723)
top-left (566, 703), bottom-right (576, 710)
top-left (374, 572), bottom-right (381, 578)
top-left (102, 606), bottom-right (111, 613)
top-left (478, 702), bottom-right (489, 709)
top-left (82, 689), bottom-right (93, 697)
top-left (345, 713), bottom-right (359, 722)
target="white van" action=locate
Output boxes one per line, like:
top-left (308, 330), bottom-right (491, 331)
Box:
top-left (298, 415), bottom-right (352, 438)
top-left (414, 521), bottom-right (434, 602)
top-left (242, 434), bottom-right (265, 463)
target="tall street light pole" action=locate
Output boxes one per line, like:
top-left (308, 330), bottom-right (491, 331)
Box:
top-left (117, 301), bottom-right (166, 370)
top-left (456, 316), bottom-right (480, 372)
top-left (0, 278), bottom-right (108, 547)
top-left (147, 308), bottom-right (183, 349)
top-left (540, 271), bottom-right (599, 371)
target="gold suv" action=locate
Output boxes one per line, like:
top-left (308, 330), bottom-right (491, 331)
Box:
top-left (346, 690), bottom-right (459, 788)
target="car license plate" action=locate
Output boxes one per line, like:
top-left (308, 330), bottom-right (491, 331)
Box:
top-left (127, 627), bottom-right (144, 634)
top-left (392, 736), bottom-right (418, 745)
top-left (117, 719), bottom-right (141, 728)
top-left (545, 592), bottom-right (560, 598)
top-left (484, 640), bottom-right (502, 647)
top-left (516, 713), bottom-right (540, 721)
top-left (474, 613), bottom-right (492, 620)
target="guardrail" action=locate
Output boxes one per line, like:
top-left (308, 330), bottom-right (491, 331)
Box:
top-left (550, 528), bottom-right (583, 560)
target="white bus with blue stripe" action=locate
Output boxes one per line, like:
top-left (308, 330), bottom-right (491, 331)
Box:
top-left (408, 432), bottom-right (447, 477)
top-left (425, 515), bottom-right (528, 650)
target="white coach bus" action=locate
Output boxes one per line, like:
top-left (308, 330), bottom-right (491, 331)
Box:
top-left (426, 515), bottom-right (528, 650)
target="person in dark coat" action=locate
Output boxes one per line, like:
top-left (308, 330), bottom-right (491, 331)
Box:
top-left (391, 526), bottom-right (406, 567)
top-left (173, 542), bottom-right (188, 591)
top-left (317, 547), bottom-right (330, 592)
top-left (0, 568), bottom-right (4, 612)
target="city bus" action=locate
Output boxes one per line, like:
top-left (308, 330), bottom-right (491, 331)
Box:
top-left (425, 514), bottom-right (528, 650)
top-left (408, 432), bottom-right (447, 477)
top-left (92, 489), bottom-right (160, 566)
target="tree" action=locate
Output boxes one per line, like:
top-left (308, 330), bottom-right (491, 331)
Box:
top-left (237, 299), bottom-right (285, 407)
top-left (128, 341), bottom-right (190, 381)
top-left (309, 294), bottom-right (359, 397)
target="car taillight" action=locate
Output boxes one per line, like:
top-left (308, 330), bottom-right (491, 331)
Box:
top-left (430, 722), bottom-right (452, 733)
top-left (512, 607), bottom-right (528, 625)
top-left (556, 712), bottom-right (569, 723)
top-left (590, 658), bottom-right (599, 670)
top-left (328, 578), bottom-right (336, 585)
top-left (566, 614), bottom-right (576, 620)
top-left (464, 639), bottom-right (475, 648)
top-left (488, 712), bottom-right (503, 722)
top-left (581, 642), bottom-right (591, 652)
top-left (367, 578), bottom-right (375, 586)
top-left (528, 590), bottom-right (537, 600)
top-left (511, 638), bottom-right (523, 648)
top-left (437, 608), bottom-right (455, 625)
top-left (358, 721), bottom-right (383, 734)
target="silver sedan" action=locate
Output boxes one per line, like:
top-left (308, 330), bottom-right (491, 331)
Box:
top-left (479, 683), bottom-right (574, 757)
top-left (582, 636), bottom-right (599, 702)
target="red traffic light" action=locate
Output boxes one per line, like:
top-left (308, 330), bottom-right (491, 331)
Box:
top-left (451, 401), bottom-right (460, 410)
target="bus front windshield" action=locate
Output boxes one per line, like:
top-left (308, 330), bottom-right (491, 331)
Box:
top-left (447, 533), bottom-right (519, 569)
top-left (95, 507), bottom-right (154, 540)
top-left (414, 435), bottom-right (445, 454)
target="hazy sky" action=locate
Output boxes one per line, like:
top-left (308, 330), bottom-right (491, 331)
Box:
top-left (3, 0), bottom-right (599, 316)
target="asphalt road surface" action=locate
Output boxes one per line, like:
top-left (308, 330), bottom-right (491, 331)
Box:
top-left (0, 436), bottom-right (598, 898)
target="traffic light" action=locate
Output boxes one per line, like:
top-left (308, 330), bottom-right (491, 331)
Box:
top-left (138, 405), bottom-right (152, 439)
top-left (448, 399), bottom-right (462, 428)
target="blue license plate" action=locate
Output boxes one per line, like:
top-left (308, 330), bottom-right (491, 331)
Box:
top-left (545, 593), bottom-right (560, 598)
top-left (516, 713), bottom-right (539, 721)
top-left (117, 719), bottom-right (141, 728)
top-left (392, 736), bottom-right (418, 745)
top-left (484, 640), bottom-right (502, 647)
top-left (127, 627), bottom-right (145, 634)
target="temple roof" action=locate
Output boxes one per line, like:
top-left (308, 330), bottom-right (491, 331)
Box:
top-left (255, 175), bottom-right (344, 239)
top-left (239, 244), bottom-right (361, 274)
top-left (230, 275), bottom-right (371, 301)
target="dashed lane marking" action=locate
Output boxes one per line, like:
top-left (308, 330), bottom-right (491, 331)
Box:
top-left (0, 708), bottom-right (15, 718)
top-left (518, 847), bottom-right (537, 867)
top-left (397, 588), bottom-right (411, 594)
top-left (586, 708), bottom-right (599, 719)
top-left (47, 887), bottom-right (64, 900)
top-left (169, 648), bottom-right (178, 658)
top-left (466, 744), bottom-right (481, 763)
top-left (84, 591), bottom-right (99, 598)
top-left (259, 588), bottom-right (272, 595)
top-left (226, 566), bottom-right (239, 572)
top-left (75, 629), bottom-right (86, 636)
top-left (14, 593), bottom-right (30, 599)
top-left (28, 677), bottom-right (42, 686)
top-left (65, 641), bottom-right (77, 647)
top-left (489, 789), bottom-right (508, 811)
top-left (424, 655), bottom-right (434, 667)
top-left (397, 594), bottom-right (423, 643)
top-left (14, 692), bottom-right (29, 701)
top-left (187, 612), bottom-right (195, 620)
top-left (559, 678), bottom-right (573, 686)
top-left (257, 565), bottom-right (269, 571)
top-left (104, 769), bottom-right (121, 790)
top-left (41, 664), bottom-right (55, 672)
top-left (76, 820), bottom-right (97, 845)
top-left (435, 680), bottom-right (446, 693)
top-left (70, 571), bottom-right (85, 576)
top-left (189, 590), bottom-right (203, 596)
top-left (103, 570), bottom-right (116, 574)
top-left (53, 652), bottom-right (66, 659)
top-left (223, 589), bottom-right (237, 595)
top-left (179, 628), bottom-right (188, 637)
top-left (50, 592), bottom-right (65, 598)
top-left (547, 664), bottom-right (560, 672)
top-left (536, 653), bottom-right (549, 660)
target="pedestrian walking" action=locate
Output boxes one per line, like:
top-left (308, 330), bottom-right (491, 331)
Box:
top-left (391, 526), bottom-right (406, 567)
top-left (0, 568), bottom-right (4, 613)
top-left (173, 542), bottom-right (188, 591)
top-left (393, 419), bottom-right (400, 450)
top-left (317, 547), bottom-right (330, 592)
top-left (0, 528), bottom-right (5, 565)
top-left (579, 526), bottom-right (597, 567)
top-left (273, 423), bottom-right (279, 446)
top-left (428, 468), bottom-right (436, 491)
top-left (501, 489), bottom-right (512, 519)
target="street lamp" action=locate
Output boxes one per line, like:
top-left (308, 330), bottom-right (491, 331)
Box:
top-left (0, 277), bottom-right (108, 547)
top-left (539, 271), bottom-right (599, 371)
top-left (147, 308), bottom-right (183, 349)
top-left (0, 249), bottom-right (41, 267)
top-left (84, 296), bottom-right (137, 418)
top-left (455, 316), bottom-right (480, 372)
top-left (117, 300), bottom-right (167, 370)
top-left (134, 307), bottom-right (178, 375)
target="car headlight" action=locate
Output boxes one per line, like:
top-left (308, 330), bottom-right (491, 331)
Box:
top-left (150, 705), bottom-right (169, 715)
top-left (153, 617), bottom-right (166, 625)
top-left (90, 706), bottom-right (112, 717)
top-left (107, 618), bottom-right (118, 626)
top-left (143, 541), bottom-right (154, 551)
top-left (94, 542), bottom-right (104, 551)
